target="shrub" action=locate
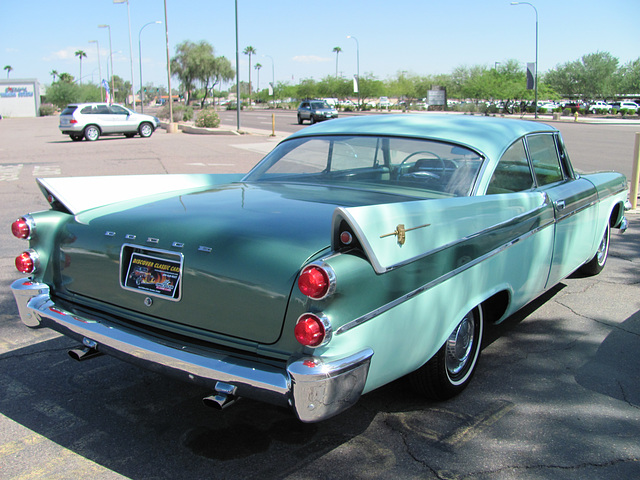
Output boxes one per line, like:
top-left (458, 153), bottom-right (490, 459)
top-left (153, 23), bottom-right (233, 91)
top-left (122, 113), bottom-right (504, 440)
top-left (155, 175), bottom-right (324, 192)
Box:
top-left (195, 108), bottom-right (220, 128)
top-left (157, 104), bottom-right (193, 122)
top-left (39, 104), bottom-right (57, 116)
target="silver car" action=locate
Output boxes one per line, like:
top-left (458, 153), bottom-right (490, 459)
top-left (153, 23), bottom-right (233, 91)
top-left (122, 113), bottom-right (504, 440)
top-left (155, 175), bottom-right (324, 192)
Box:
top-left (297, 100), bottom-right (338, 124)
top-left (59, 103), bottom-right (161, 141)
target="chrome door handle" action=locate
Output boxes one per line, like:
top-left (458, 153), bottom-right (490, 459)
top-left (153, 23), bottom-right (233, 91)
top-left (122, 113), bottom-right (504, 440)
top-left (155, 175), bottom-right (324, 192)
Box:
top-left (555, 200), bottom-right (566, 210)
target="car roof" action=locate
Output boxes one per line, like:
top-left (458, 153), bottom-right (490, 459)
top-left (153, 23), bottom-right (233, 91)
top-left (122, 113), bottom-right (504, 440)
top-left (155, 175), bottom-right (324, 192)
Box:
top-left (287, 114), bottom-right (558, 160)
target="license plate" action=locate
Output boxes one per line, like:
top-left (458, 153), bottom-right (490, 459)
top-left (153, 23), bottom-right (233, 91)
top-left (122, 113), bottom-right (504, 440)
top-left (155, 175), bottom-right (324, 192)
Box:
top-left (121, 246), bottom-right (183, 301)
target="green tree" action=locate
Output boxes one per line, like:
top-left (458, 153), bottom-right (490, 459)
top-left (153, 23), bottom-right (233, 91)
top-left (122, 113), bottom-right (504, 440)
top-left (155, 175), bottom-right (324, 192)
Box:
top-left (545, 51), bottom-right (619, 100)
top-left (202, 56), bottom-right (235, 107)
top-left (243, 45), bottom-right (257, 105)
top-left (171, 41), bottom-right (206, 105)
top-left (4, 65), bottom-right (12, 79)
top-left (617, 58), bottom-right (640, 94)
top-left (75, 50), bottom-right (87, 84)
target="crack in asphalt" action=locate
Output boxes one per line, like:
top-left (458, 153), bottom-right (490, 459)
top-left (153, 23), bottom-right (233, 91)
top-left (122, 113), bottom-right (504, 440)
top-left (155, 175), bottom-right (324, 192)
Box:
top-left (553, 299), bottom-right (640, 338)
top-left (453, 457), bottom-right (640, 478)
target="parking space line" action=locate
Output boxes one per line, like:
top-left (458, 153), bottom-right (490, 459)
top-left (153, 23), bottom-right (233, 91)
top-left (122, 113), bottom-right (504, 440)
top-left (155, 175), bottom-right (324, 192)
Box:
top-left (0, 164), bottom-right (23, 181)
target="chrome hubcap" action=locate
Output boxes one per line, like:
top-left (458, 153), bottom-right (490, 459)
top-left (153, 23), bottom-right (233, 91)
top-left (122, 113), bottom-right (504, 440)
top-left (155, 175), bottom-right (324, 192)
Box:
top-left (445, 312), bottom-right (475, 376)
top-left (596, 225), bottom-right (609, 266)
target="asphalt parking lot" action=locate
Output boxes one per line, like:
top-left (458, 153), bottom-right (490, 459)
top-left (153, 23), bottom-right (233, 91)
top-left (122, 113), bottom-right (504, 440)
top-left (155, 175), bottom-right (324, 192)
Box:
top-left (0, 114), bottom-right (639, 479)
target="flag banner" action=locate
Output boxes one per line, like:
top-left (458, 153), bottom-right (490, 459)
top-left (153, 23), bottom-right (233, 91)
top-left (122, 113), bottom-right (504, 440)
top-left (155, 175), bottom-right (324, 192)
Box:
top-left (102, 79), bottom-right (111, 103)
top-left (526, 63), bottom-right (535, 90)
top-left (353, 76), bottom-right (359, 94)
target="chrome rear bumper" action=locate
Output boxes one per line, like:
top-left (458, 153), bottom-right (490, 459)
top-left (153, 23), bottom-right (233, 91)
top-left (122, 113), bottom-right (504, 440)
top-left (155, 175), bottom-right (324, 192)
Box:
top-left (11, 278), bottom-right (373, 423)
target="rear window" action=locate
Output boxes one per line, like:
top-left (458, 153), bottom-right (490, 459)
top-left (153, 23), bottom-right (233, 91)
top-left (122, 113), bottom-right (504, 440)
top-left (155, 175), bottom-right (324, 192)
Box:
top-left (61, 106), bottom-right (78, 115)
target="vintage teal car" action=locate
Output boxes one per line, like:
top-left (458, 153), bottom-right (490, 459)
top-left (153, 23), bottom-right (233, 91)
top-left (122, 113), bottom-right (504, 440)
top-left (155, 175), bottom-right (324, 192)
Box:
top-left (10, 115), bottom-right (629, 422)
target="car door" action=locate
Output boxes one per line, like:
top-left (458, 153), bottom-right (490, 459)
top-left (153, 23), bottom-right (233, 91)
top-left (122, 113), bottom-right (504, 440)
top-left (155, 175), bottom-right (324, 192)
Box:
top-left (525, 133), bottom-right (598, 287)
top-left (299, 101), bottom-right (311, 120)
top-left (109, 105), bottom-right (135, 133)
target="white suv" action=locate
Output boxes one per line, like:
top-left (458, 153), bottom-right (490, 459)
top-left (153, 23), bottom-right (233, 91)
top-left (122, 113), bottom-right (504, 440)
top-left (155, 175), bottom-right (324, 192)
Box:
top-left (59, 103), bottom-right (161, 141)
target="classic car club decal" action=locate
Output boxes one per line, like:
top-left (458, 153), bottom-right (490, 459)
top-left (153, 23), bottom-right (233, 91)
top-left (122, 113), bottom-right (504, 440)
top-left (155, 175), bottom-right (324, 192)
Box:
top-left (124, 251), bottom-right (181, 300)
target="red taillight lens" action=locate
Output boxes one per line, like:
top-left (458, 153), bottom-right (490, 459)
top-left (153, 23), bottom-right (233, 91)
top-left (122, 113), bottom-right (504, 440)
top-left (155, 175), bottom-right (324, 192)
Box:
top-left (295, 313), bottom-right (329, 347)
top-left (15, 250), bottom-right (38, 274)
top-left (298, 264), bottom-right (335, 300)
top-left (11, 217), bottom-right (32, 239)
top-left (70, 119), bottom-right (78, 124)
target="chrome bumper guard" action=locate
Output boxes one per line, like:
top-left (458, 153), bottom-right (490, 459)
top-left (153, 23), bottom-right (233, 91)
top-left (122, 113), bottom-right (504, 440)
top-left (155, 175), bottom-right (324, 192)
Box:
top-left (11, 278), bottom-right (373, 423)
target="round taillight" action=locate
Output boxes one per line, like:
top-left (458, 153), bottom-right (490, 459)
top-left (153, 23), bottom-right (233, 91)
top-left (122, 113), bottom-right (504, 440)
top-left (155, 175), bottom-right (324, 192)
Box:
top-left (298, 263), bottom-right (335, 300)
top-left (15, 250), bottom-right (38, 274)
top-left (11, 217), bottom-right (32, 240)
top-left (340, 231), bottom-right (353, 245)
top-left (295, 313), bottom-right (331, 347)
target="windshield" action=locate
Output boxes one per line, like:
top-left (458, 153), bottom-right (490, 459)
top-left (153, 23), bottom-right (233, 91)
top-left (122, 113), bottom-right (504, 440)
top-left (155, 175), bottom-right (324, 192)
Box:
top-left (310, 102), bottom-right (329, 109)
top-left (244, 135), bottom-right (484, 197)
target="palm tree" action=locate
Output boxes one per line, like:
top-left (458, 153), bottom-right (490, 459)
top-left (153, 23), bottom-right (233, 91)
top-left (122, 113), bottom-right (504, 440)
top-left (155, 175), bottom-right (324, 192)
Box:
top-left (75, 50), bottom-right (87, 84)
top-left (332, 47), bottom-right (342, 78)
top-left (50, 69), bottom-right (59, 83)
top-left (254, 63), bottom-right (262, 93)
top-left (243, 46), bottom-right (256, 105)
top-left (4, 65), bottom-right (13, 79)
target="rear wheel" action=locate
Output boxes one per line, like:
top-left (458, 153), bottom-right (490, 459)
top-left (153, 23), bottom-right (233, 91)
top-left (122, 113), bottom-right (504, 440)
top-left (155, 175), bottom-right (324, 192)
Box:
top-left (139, 122), bottom-right (154, 138)
top-left (579, 222), bottom-right (610, 276)
top-left (409, 306), bottom-right (483, 400)
top-left (297, 114), bottom-right (304, 125)
top-left (84, 125), bottom-right (100, 141)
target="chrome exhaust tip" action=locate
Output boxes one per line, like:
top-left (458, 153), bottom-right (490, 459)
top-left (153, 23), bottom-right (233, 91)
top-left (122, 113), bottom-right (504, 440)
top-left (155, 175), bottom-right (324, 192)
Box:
top-left (202, 393), bottom-right (239, 410)
top-left (68, 346), bottom-right (103, 361)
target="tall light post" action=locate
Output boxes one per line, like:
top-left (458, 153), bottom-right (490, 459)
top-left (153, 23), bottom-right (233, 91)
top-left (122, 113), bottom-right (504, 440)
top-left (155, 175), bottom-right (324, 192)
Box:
top-left (98, 24), bottom-right (114, 102)
top-left (347, 35), bottom-right (359, 108)
top-left (511, 1), bottom-right (538, 119)
top-left (163, 0), bottom-right (175, 131)
top-left (114, 0), bottom-right (136, 110)
top-left (263, 54), bottom-right (275, 97)
top-left (88, 40), bottom-right (103, 101)
top-left (235, 0), bottom-right (240, 131)
top-left (139, 20), bottom-right (161, 113)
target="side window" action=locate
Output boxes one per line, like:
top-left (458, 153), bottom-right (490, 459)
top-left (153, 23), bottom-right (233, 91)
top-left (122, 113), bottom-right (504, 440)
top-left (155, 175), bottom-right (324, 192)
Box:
top-left (487, 139), bottom-right (534, 194)
top-left (110, 105), bottom-right (129, 115)
top-left (81, 106), bottom-right (95, 114)
top-left (526, 134), bottom-right (564, 186)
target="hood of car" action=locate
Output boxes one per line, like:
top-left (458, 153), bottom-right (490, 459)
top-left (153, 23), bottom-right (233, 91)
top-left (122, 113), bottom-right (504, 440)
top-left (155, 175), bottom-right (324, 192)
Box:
top-left (57, 181), bottom-right (412, 344)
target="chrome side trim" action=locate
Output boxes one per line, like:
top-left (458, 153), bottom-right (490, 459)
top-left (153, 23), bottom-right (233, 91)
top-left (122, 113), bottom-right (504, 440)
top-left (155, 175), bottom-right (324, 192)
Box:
top-left (383, 196), bottom-right (552, 272)
top-left (10, 278), bottom-right (372, 423)
top-left (335, 218), bottom-right (555, 335)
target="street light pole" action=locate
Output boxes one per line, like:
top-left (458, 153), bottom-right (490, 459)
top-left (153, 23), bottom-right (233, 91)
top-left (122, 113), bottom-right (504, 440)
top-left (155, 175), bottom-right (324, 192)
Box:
top-left (139, 20), bottom-right (161, 113)
top-left (235, 0), bottom-right (240, 131)
top-left (88, 40), bottom-right (103, 101)
top-left (511, 1), bottom-right (538, 119)
top-left (263, 54), bottom-right (275, 97)
top-left (98, 24), bottom-right (114, 102)
top-left (114, 0), bottom-right (136, 111)
top-left (163, 0), bottom-right (175, 130)
top-left (347, 35), bottom-right (359, 108)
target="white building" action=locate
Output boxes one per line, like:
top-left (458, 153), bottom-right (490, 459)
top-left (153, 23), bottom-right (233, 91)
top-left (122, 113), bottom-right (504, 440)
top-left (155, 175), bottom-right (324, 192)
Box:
top-left (0, 79), bottom-right (41, 118)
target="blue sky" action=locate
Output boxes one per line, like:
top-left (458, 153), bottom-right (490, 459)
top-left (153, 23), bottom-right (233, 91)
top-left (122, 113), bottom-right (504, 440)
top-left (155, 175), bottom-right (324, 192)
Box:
top-left (2, 0), bottom-right (639, 90)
